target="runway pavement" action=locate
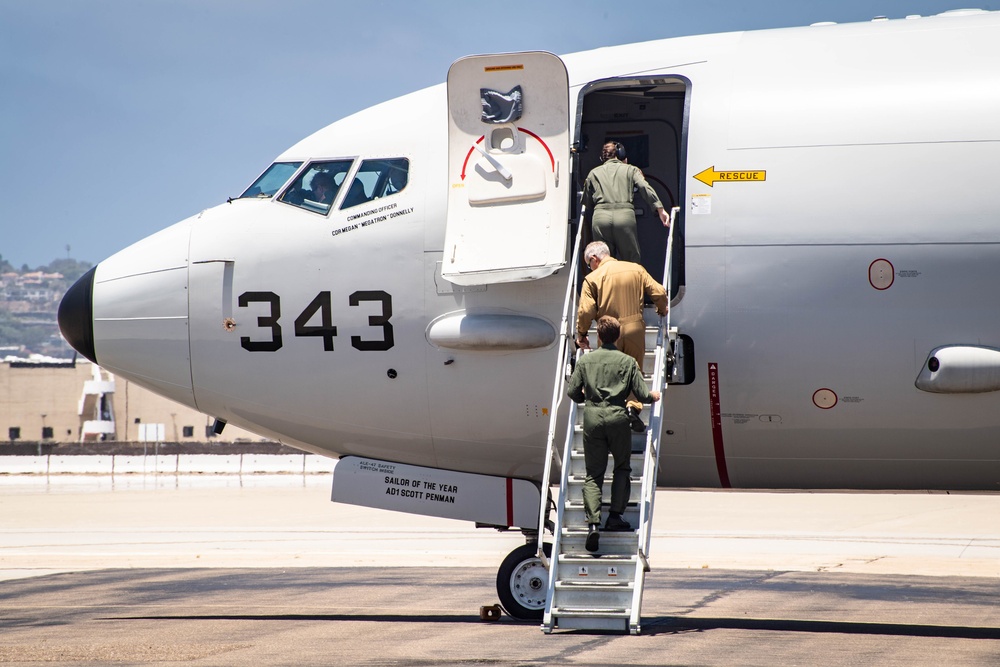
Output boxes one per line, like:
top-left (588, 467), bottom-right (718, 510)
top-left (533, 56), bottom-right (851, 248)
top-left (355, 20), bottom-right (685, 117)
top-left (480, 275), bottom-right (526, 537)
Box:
top-left (1, 475), bottom-right (997, 579)
top-left (0, 475), bottom-right (998, 665)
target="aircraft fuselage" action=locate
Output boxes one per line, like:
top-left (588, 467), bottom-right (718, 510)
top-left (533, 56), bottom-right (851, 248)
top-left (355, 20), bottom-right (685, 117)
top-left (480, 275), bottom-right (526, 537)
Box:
top-left (59, 10), bottom-right (1000, 492)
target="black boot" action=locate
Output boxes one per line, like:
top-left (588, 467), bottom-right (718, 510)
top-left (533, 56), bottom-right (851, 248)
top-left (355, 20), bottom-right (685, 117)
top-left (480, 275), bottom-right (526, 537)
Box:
top-left (585, 523), bottom-right (601, 552)
top-left (604, 512), bottom-right (632, 531)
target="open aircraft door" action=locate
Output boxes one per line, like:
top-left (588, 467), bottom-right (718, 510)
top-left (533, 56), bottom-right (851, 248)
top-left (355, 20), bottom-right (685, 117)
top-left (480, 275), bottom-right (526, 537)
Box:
top-left (442, 52), bottom-right (570, 285)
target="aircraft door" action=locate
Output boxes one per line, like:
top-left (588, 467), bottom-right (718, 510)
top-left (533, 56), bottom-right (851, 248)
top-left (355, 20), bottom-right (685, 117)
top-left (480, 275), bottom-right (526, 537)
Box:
top-left (442, 52), bottom-right (570, 285)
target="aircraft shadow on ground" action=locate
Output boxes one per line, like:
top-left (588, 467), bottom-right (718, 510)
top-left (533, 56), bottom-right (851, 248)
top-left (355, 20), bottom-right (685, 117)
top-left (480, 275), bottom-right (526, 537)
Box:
top-left (103, 614), bottom-right (1000, 640)
top-left (641, 616), bottom-right (1000, 640)
top-left (103, 613), bottom-right (536, 626)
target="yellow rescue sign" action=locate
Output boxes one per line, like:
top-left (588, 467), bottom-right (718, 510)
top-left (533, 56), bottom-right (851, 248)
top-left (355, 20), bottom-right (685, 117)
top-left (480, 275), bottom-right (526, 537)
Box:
top-left (694, 166), bottom-right (766, 187)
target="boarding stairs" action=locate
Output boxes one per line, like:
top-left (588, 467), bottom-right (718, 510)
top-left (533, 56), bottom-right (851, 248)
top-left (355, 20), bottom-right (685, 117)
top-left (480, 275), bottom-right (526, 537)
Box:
top-left (79, 364), bottom-right (116, 442)
top-left (536, 210), bottom-right (679, 635)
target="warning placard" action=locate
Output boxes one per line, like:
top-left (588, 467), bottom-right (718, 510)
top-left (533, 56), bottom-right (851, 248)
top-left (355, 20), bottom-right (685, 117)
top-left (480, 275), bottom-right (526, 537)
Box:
top-left (694, 166), bottom-right (766, 187)
top-left (331, 456), bottom-right (540, 528)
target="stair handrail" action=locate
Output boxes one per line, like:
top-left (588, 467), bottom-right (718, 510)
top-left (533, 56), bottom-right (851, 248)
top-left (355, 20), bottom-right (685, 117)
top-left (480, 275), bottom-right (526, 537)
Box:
top-left (636, 207), bottom-right (678, 561)
top-left (635, 323), bottom-right (666, 562)
top-left (536, 214), bottom-right (588, 563)
top-left (540, 346), bottom-right (585, 631)
top-left (627, 208), bottom-right (678, 633)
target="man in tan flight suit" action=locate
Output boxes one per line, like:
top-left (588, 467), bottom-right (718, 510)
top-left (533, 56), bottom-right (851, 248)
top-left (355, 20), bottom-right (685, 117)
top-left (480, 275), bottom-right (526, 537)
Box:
top-left (582, 141), bottom-right (670, 263)
top-left (577, 241), bottom-right (668, 432)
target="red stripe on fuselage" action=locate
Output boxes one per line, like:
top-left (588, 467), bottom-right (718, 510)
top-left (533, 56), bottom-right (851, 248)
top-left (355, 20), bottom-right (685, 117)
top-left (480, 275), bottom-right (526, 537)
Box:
top-left (708, 363), bottom-right (732, 488)
top-left (506, 477), bottom-right (514, 527)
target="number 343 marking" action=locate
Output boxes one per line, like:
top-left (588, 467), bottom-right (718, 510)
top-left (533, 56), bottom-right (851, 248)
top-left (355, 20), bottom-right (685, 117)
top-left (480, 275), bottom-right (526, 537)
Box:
top-left (237, 290), bottom-right (393, 352)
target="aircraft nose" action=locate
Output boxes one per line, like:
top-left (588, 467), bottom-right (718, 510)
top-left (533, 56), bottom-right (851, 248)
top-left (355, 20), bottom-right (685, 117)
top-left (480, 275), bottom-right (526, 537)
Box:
top-left (78, 217), bottom-right (196, 407)
top-left (58, 266), bottom-right (97, 363)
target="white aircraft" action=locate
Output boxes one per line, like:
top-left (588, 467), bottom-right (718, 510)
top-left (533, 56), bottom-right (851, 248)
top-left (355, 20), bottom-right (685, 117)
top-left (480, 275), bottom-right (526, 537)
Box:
top-left (59, 9), bottom-right (1000, 620)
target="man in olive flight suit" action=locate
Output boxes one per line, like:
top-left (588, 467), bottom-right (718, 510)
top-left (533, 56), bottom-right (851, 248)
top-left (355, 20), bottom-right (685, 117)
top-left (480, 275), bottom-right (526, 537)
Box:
top-left (582, 141), bottom-right (670, 263)
top-left (577, 241), bottom-right (668, 433)
top-left (567, 316), bottom-right (660, 553)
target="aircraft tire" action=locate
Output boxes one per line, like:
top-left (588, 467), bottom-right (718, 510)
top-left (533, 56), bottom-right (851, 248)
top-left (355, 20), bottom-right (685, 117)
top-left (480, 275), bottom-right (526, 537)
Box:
top-left (496, 542), bottom-right (551, 620)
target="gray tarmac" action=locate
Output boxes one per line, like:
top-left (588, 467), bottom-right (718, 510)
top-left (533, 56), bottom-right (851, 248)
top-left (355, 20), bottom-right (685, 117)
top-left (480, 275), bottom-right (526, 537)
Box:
top-left (0, 475), bottom-right (998, 665)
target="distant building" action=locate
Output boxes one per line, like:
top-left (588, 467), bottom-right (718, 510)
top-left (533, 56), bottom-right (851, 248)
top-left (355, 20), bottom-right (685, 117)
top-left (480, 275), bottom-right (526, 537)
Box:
top-left (0, 359), bottom-right (268, 443)
top-left (0, 271), bottom-right (64, 305)
top-left (1, 269), bottom-right (80, 358)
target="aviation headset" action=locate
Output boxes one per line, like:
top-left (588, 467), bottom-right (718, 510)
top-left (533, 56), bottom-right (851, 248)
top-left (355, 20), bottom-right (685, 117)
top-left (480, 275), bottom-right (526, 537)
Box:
top-left (601, 141), bottom-right (627, 161)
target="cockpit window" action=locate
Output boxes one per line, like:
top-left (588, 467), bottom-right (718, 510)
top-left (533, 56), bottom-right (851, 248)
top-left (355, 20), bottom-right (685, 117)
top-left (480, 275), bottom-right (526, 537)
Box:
top-left (340, 158), bottom-right (409, 209)
top-left (238, 162), bottom-right (303, 199)
top-left (278, 160), bottom-right (353, 215)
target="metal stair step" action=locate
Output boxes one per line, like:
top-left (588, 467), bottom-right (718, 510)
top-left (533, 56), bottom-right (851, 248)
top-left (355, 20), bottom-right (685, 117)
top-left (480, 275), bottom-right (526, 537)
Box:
top-left (568, 451), bottom-right (645, 464)
top-left (565, 474), bottom-right (642, 484)
top-left (568, 453), bottom-right (649, 467)
top-left (561, 499), bottom-right (639, 509)
top-left (571, 423), bottom-right (652, 436)
top-left (563, 476), bottom-right (644, 500)
top-left (547, 611), bottom-right (631, 632)
top-left (559, 508), bottom-right (641, 526)
top-left (559, 538), bottom-right (640, 558)
top-left (557, 557), bottom-right (638, 570)
top-left (552, 596), bottom-right (633, 612)
top-left (552, 577), bottom-right (636, 596)
top-left (550, 607), bottom-right (630, 617)
top-left (571, 427), bottom-right (652, 453)
top-left (563, 520), bottom-right (639, 540)
top-left (557, 554), bottom-right (637, 564)
top-left (560, 530), bottom-right (639, 545)
top-left (561, 524), bottom-right (638, 535)
top-left (567, 452), bottom-right (646, 477)
top-left (555, 556), bottom-right (639, 583)
top-left (563, 484), bottom-right (644, 506)
top-left (558, 543), bottom-right (638, 557)
top-left (555, 580), bottom-right (635, 591)
top-left (560, 507), bottom-right (640, 531)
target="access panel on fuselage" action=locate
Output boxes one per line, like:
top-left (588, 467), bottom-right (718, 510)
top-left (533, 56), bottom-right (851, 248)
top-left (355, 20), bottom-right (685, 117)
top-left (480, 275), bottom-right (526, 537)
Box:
top-left (442, 52), bottom-right (570, 285)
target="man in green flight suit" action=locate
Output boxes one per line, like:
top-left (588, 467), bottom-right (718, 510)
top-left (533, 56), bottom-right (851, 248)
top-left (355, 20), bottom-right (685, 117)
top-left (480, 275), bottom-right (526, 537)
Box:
top-left (566, 316), bottom-right (660, 553)
top-left (582, 141), bottom-right (670, 263)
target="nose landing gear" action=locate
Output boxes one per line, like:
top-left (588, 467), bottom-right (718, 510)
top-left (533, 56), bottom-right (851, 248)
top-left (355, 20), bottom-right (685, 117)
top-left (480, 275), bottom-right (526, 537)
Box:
top-left (495, 542), bottom-right (551, 620)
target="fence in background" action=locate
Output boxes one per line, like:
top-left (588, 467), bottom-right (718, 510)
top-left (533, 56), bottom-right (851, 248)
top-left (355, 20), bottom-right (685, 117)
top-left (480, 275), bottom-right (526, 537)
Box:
top-left (0, 454), bottom-right (337, 476)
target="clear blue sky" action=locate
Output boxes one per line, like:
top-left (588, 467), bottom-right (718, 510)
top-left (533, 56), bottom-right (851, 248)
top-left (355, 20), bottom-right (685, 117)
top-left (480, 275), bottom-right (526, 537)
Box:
top-left (0, 0), bottom-right (989, 269)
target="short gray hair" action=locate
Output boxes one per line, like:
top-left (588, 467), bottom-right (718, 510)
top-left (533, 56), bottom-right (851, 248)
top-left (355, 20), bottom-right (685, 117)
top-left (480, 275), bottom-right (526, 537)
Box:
top-left (583, 241), bottom-right (610, 265)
